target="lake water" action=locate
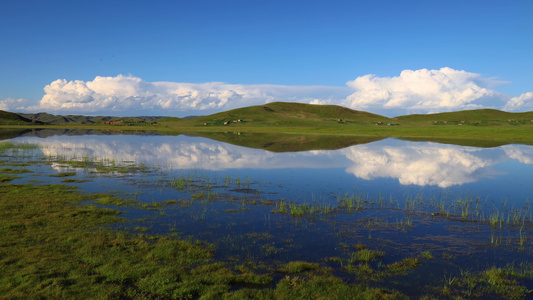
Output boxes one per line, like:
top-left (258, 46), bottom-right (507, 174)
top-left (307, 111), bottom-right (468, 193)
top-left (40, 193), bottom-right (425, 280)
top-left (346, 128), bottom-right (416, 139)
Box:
top-left (3, 130), bottom-right (532, 297)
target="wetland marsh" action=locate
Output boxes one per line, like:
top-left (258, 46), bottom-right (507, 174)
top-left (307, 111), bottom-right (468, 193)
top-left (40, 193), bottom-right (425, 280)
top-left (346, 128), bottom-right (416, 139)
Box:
top-left (1, 130), bottom-right (533, 299)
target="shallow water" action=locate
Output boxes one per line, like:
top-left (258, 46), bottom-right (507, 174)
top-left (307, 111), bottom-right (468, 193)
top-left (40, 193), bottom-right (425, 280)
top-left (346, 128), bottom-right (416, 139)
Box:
top-left (3, 131), bottom-right (533, 297)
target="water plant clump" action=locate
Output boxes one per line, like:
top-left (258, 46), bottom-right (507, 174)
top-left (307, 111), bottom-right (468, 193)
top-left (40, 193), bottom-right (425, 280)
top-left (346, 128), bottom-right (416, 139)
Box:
top-left (434, 265), bottom-right (533, 299)
top-left (41, 151), bottom-right (150, 175)
top-left (49, 171), bottom-right (77, 177)
top-left (0, 142), bottom-right (40, 157)
top-left (348, 249), bottom-right (385, 263)
top-left (338, 192), bottom-right (367, 211)
top-left (0, 167), bottom-right (32, 174)
top-left (0, 174), bottom-right (21, 182)
top-left (276, 261), bottom-right (321, 273)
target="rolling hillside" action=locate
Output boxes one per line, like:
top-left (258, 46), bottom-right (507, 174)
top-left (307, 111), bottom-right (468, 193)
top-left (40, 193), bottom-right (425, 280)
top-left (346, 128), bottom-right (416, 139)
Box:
top-left (19, 112), bottom-right (166, 125)
top-left (0, 110), bottom-right (42, 125)
top-left (396, 109), bottom-right (533, 126)
top-left (161, 102), bottom-right (391, 127)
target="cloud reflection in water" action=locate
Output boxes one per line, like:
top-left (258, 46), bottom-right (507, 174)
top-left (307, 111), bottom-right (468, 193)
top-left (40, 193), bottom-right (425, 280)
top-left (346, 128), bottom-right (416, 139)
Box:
top-left (16, 135), bottom-right (533, 188)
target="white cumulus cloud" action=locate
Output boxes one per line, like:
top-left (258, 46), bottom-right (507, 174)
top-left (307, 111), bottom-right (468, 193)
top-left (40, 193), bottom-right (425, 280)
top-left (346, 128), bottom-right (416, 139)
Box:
top-left (0, 98), bottom-right (36, 112)
top-left (2, 68), bottom-right (531, 116)
top-left (503, 92), bottom-right (533, 111)
top-left (343, 67), bottom-right (501, 115)
top-left (38, 75), bottom-right (349, 115)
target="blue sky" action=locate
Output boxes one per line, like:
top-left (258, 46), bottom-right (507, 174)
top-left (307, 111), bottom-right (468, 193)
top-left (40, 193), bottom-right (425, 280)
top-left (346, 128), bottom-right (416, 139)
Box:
top-left (1, 0), bottom-right (532, 117)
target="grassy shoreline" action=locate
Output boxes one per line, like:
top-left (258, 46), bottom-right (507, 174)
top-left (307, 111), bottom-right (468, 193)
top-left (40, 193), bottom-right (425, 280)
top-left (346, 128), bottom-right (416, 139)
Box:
top-left (3, 123), bottom-right (533, 148)
top-left (4, 102), bottom-right (533, 146)
top-left (0, 183), bottom-right (407, 299)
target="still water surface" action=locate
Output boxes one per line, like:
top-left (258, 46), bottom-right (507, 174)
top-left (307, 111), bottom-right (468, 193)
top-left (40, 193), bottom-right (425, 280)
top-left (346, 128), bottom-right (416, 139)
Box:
top-left (4, 131), bottom-right (533, 296)
top-left (11, 132), bottom-right (533, 202)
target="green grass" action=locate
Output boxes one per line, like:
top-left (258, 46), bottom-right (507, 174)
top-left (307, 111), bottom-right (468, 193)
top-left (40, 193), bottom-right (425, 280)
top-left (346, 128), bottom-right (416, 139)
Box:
top-left (157, 103), bottom-right (533, 147)
top-left (0, 110), bottom-right (37, 125)
top-left (4, 102), bottom-right (533, 147)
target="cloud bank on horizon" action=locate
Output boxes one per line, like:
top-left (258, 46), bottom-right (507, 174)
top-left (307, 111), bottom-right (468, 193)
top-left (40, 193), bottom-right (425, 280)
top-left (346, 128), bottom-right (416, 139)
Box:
top-left (1, 67), bottom-right (532, 117)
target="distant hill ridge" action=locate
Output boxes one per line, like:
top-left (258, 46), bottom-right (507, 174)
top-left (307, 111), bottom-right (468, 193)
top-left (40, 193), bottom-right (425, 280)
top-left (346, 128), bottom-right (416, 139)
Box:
top-left (17, 112), bottom-right (167, 125)
top-left (0, 110), bottom-right (44, 125)
top-left (2, 102), bottom-right (533, 126)
top-left (396, 108), bottom-right (533, 125)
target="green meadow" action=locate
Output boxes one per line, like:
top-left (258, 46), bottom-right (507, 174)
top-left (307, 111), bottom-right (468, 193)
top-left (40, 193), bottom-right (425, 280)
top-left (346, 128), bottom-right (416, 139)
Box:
top-left (3, 102), bottom-right (533, 147)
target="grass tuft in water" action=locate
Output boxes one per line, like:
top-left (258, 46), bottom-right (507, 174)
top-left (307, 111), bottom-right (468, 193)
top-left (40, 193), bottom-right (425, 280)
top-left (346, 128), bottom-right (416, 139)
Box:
top-left (349, 249), bottom-right (385, 263)
top-left (277, 261), bottom-right (321, 274)
top-left (49, 171), bottom-right (77, 177)
top-left (0, 174), bottom-right (21, 182)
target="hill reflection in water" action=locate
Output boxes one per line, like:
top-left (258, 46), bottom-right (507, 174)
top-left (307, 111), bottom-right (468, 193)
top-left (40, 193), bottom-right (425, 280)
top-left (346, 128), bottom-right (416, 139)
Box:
top-left (10, 132), bottom-right (533, 204)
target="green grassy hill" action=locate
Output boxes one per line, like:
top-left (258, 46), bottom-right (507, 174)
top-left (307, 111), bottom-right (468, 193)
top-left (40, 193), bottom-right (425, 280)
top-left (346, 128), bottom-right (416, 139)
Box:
top-left (0, 110), bottom-right (41, 125)
top-left (396, 109), bottom-right (533, 126)
top-left (161, 102), bottom-right (390, 128)
top-left (19, 112), bottom-right (101, 124)
top-left (19, 112), bottom-right (166, 125)
top-left (4, 104), bottom-right (533, 147)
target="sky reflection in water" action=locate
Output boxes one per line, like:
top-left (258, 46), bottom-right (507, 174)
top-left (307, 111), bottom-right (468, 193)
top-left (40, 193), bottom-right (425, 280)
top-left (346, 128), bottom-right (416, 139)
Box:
top-left (12, 133), bottom-right (533, 206)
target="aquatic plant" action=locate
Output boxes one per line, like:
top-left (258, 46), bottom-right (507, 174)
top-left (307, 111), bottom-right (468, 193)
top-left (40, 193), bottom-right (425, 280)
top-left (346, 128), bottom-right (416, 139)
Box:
top-left (349, 249), bottom-right (385, 263)
top-left (49, 171), bottom-right (77, 177)
top-left (277, 261), bottom-right (320, 273)
top-left (0, 168), bottom-right (32, 174)
top-left (0, 174), bottom-right (21, 182)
